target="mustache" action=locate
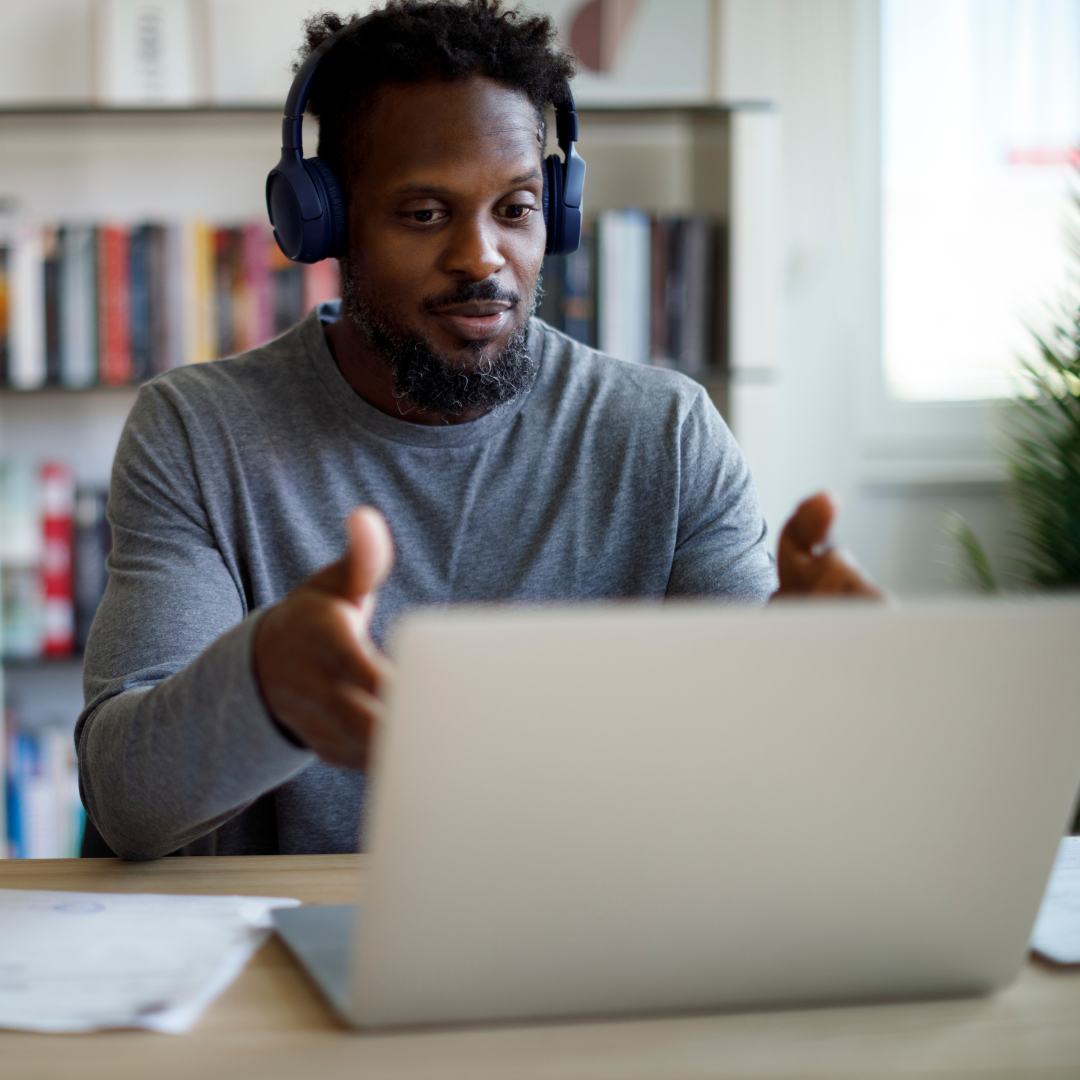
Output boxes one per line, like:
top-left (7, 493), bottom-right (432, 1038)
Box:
top-left (421, 278), bottom-right (521, 312)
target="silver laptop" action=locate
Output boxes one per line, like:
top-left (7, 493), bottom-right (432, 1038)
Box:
top-left (274, 597), bottom-right (1080, 1029)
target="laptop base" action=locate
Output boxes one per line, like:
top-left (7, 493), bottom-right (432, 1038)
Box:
top-left (273, 904), bottom-right (357, 1022)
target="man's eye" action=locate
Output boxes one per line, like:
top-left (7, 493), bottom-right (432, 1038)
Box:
top-left (411, 209), bottom-right (441, 223)
top-left (498, 205), bottom-right (534, 221)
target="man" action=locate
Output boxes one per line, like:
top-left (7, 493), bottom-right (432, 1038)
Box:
top-left (76, 0), bottom-right (876, 860)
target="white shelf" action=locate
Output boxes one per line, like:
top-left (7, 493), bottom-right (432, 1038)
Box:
top-left (0, 388), bottom-right (139, 487)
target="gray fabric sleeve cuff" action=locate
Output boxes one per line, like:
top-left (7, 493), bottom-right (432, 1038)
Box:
top-left (79, 612), bottom-right (314, 860)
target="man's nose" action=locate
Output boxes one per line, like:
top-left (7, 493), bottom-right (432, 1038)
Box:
top-left (440, 213), bottom-right (507, 280)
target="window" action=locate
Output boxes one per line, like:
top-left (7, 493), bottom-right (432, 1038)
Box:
top-left (882, 0), bottom-right (1080, 402)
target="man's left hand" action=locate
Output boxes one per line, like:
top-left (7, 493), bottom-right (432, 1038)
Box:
top-left (773, 492), bottom-right (883, 599)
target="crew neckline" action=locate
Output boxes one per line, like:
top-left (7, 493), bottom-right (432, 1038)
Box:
top-left (300, 301), bottom-right (545, 448)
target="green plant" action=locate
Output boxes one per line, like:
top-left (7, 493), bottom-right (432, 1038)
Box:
top-left (945, 190), bottom-right (1080, 591)
top-left (940, 510), bottom-right (999, 593)
top-left (1005, 318), bottom-right (1080, 586)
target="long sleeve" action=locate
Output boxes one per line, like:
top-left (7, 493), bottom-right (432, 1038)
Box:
top-left (75, 385), bottom-right (312, 861)
top-left (666, 386), bottom-right (778, 603)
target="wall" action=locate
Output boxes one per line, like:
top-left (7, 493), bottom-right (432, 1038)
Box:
top-left (0, 0), bottom-right (339, 106)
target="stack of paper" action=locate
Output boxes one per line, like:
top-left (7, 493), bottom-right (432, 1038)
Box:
top-left (1031, 837), bottom-right (1080, 965)
top-left (0, 889), bottom-right (299, 1033)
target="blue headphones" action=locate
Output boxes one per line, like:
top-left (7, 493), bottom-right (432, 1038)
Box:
top-left (266, 21), bottom-right (586, 264)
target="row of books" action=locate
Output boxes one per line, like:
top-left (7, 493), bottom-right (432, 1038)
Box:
top-left (0, 221), bottom-right (339, 390)
top-left (538, 210), bottom-right (721, 374)
top-left (1, 460), bottom-right (111, 660)
top-left (5, 724), bottom-right (84, 859)
top-left (0, 210), bottom-right (718, 388)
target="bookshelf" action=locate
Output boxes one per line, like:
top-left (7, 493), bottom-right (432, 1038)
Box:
top-left (0, 98), bottom-right (775, 858)
top-left (0, 101), bottom-right (742, 438)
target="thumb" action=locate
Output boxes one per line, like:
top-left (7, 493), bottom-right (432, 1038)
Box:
top-left (308, 506), bottom-right (395, 607)
top-left (342, 506), bottom-right (395, 603)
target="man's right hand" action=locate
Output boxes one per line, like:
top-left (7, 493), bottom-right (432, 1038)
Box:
top-left (253, 506), bottom-right (395, 771)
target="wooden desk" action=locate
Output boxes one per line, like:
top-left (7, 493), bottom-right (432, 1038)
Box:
top-left (2, 856), bottom-right (1078, 1080)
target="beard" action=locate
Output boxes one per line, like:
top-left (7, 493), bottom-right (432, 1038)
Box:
top-left (338, 258), bottom-right (538, 419)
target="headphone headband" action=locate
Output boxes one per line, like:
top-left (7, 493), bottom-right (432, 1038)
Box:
top-left (281, 17), bottom-right (372, 151)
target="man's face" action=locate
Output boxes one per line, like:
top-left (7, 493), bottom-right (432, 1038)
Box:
top-left (340, 76), bottom-right (547, 415)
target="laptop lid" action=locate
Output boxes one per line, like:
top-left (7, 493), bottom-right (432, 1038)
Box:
top-left (346, 597), bottom-right (1080, 1028)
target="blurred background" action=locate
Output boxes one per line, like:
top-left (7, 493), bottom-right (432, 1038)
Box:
top-left (1, 0), bottom-right (1077, 856)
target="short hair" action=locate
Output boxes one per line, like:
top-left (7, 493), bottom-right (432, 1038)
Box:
top-left (297, 1), bottom-right (577, 196)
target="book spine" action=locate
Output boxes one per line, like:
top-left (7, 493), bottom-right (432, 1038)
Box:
top-left (43, 226), bottom-right (61, 386)
top-left (40, 461), bottom-right (75, 658)
top-left (240, 223), bottom-right (273, 351)
top-left (128, 223), bottom-right (152, 381)
top-left (677, 217), bottom-right (715, 376)
top-left (598, 209), bottom-right (650, 365)
top-left (98, 224), bottom-right (132, 385)
top-left (0, 243), bottom-right (9, 387)
top-left (226, 226), bottom-right (246, 354)
top-left (562, 219), bottom-right (596, 347)
top-left (0, 459), bottom-right (45, 659)
top-left (0, 706), bottom-right (6, 858)
top-left (59, 225), bottom-right (98, 389)
top-left (147, 223), bottom-right (169, 376)
top-left (183, 220), bottom-right (217, 364)
top-left (665, 219), bottom-right (687, 370)
top-left (214, 226), bottom-right (236, 359)
top-left (6, 732), bottom-right (35, 859)
top-left (74, 487), bottom-right (111, 652)
top-left (162, 222), bottom-right (185, 371)
top-left (650, 217), bottom-right (674, 367)
top-left (9, 223), bottom-right (47, 390)
top-left (44, 727), bottom-right (79, 858)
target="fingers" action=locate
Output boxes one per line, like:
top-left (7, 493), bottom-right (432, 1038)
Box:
top-left (801, 547), bottom-right (884, 598)
top-left (252, 584), bottom-right (396, 769)
top-left (774, 490), bottom-right (884, 600)
top-left (270, 680), bottom-right (386, 772)
top-left (257, 591), bottom-right (390, 694)
top-left (778, 491), bottom-right (838, 555)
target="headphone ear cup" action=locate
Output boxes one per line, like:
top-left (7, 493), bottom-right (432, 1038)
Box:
top-left (305, 157), bottom-right (347, 259)
top-left (543, 153), bottom-right (563, 256)
top-left (267, 167), bottom-right (308, 262)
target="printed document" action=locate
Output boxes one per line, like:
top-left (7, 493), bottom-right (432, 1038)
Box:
top-left (1031, 837), bottom-right (1080, 965)
top-left (0, 889), bottom-right (299, 1033)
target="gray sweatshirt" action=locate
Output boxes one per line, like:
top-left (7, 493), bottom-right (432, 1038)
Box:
top-left (76, 306), bottom-right (776, 859)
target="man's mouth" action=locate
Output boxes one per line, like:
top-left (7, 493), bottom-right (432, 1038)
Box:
top-left (429, 300), bottom-right (514, 341)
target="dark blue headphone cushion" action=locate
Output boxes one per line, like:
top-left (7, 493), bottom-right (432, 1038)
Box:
top-left (306, 157), bottom-right (347, 258)
top-left (544, 153), bottom-right (563, 255)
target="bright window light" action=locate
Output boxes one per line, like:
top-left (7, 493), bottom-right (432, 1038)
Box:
top-left (882, 0), bottom-right (1080, 401)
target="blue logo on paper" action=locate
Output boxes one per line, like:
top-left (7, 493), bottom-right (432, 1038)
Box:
top-left (53, 901), bottom-right (106, 914)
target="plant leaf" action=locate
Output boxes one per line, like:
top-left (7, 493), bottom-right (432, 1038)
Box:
top-left (940, 511), bottom-right (999, 593)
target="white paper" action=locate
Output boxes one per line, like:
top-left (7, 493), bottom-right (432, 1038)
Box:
top-left (1031, 837), bottom-right (1080, 965)
top-left (0, 888), bottom-right (299, 1033)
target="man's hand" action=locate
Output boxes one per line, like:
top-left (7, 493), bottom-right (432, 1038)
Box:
top-left (253, 506), bottom-right (395, 770)
top-left (774, 492), bottom-right (883, 599)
